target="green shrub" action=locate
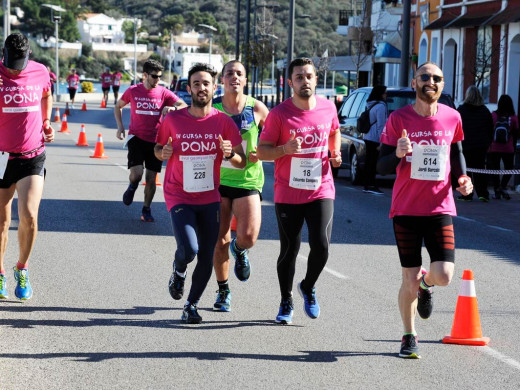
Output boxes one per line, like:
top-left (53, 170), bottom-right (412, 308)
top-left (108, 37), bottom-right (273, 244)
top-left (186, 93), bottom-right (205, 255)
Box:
top-left (81, 81), bottom-right (94, 93)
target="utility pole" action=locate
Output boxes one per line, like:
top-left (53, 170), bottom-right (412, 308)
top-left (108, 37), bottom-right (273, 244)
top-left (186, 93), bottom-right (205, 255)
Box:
top-left (3, 0), bottom-right (10, 43)
top-left (399, 0), bottom-right (411, 87)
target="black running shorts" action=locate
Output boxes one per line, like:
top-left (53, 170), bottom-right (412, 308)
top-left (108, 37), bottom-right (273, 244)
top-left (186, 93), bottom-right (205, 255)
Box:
top-left (218, 185), bottom-right (262, 201)
top-left (0, 152), bottom-right (46, 189)
top-left (127, 136), bottom-right (162, 172)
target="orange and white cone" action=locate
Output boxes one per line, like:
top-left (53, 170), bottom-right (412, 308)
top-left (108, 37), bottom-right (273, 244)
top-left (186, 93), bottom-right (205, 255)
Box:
top-left (59, 114), bottom-right (71, 133)
top-left (53, 107), bottom-right (61, 122)
top-left (443, 269), bottom-right (490, 346)
top-left (76, 124), bottom-right (89, 146)
top-left (81, 100), bottom-right (87, 111)
top-left (100, 97), bottom-right (107, 108)
top-left (230, 215), bottom-right (237, 231)
top-left (89, 133), bottom-right (109, 159)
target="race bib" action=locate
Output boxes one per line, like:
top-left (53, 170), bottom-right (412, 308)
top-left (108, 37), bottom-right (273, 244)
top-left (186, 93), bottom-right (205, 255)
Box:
top-left (289, 157), bottom-right (321, 190)
top-left (221, 140), bottom-right (247, 170)
top-left (410, 144), bottom-right (448, 181)
top-left (180, 155), bottom-right (215, 192)
top-left (0, 152), bottom-right (8, 179)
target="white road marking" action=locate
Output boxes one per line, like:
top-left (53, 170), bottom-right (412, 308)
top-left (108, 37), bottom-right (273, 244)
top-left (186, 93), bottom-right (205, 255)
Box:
top-left (482, 346), bottom-right (520, 371)
top-left (456, 216), bottom-right (513, 233)
top-left (297, 254), bottom-right (349, 279)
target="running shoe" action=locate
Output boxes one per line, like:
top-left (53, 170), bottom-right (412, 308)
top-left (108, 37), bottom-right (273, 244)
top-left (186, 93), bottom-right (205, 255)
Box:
top-left (478, 196), bottom-right (490, 203)
top-left (501, 188), bottom-right (511, 200)
top-left (141, 206), bottom-right (155, 222)
top-left (13, 267), bottom-right (32, 300)
top-left (298, 281), bottom-right (320, 319)
top-left (399, 334), bottom-right (421, 359)
top-left (363, 186), bottom-right (384, 195)
top-left (417, 286), bottom-right (433, 319)
top-left (230, 238), bottom-right (250, 282)
top-left (181, 303), bottom-right (202, 324)
top-left (168, 269), bottom-right (185, 300)
top-left (457, 195), bottom-right (473, 202)
top-left (493, 189), bottom-right (502, 200)
top-left (0, 274), bottom-right (7, 299)
top-left (213, 289), bottom-right (232, 312)
top-left (275, 299), bottom-right (294, 325)
top-left (123, 184), bottom-right (137, 206)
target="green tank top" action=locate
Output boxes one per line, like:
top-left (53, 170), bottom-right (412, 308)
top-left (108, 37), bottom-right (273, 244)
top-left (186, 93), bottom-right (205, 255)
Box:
top-left (213, 95), bottom-right (264, 191)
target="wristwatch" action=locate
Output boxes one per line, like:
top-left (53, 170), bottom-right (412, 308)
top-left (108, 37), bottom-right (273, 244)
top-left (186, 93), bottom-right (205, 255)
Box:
top-left (224, 150), bottom-right (235, 161)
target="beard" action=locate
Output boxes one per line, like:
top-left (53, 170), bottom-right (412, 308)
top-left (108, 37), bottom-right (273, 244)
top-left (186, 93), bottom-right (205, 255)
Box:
top-left (416, 85), bottom-right (441, 104)
top-left (191, 92), bottom-right (213, 108)
top-left (295, 86), bottom-right (314, 99)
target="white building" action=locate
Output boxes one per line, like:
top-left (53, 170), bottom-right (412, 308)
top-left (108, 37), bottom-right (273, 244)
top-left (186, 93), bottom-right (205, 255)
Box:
top-left (77, 13), bottom-right (126, 44)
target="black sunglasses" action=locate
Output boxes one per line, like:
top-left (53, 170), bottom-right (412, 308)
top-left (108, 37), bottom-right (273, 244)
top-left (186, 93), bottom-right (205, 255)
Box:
top-left (148, 74), bottom-right (162, 79)
top-left (417, 74), bottom-right (443, 83)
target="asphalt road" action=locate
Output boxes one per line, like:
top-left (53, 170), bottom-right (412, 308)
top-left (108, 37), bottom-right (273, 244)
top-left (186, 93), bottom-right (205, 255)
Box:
top-left (1, 104), bottom-right (520, 389)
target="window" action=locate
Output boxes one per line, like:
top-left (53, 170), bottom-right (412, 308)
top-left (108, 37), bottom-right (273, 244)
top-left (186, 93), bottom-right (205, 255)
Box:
top-left (476, 26), bottom-right (492, 103)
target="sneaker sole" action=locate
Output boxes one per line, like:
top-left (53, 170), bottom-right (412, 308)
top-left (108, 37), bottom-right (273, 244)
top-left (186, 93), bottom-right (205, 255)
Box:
top-left (181, 316), bottom-right (202, 324)
top-left (297, 283), bottom-right (320, 319)
top-left (275, 319), bottom-right (292, 325)
top-left (0, 294), bottom-right (8, 299)
top-left (399, 352), bottom-right (421, 359)
top-left (213, 305), bottom-right (231, 312)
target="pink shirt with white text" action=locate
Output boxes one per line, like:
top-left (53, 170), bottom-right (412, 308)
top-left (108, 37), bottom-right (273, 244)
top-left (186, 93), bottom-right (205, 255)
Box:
top-left (0, 61), bottom-right (50, 158)
top-left (260, 96), bottom-right (339, 204)
top-left (122, 84), bottom-right (179, 143)
top-left (380, 104), bottom-right (464, 217)
top-left (156, 108), bottom-right (243, 210)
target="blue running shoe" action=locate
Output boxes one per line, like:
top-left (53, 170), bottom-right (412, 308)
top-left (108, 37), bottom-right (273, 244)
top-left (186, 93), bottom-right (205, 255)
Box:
top-left (230, 238), bottom-right (250, 282)
top-left (213, 289), bottom-right (232, 312)
top-left (181, 304), bottom-right (202, 324)
top-left (275, 299), bottom-right (294, 324)
top-left (123, 184), bottom-right (137, 206)
top-left (0, 274), bottom-right (8, 299)
top-left (298, 281), bottom-right (320, 319)
top-left (13, 267), bottom-right (32, 300)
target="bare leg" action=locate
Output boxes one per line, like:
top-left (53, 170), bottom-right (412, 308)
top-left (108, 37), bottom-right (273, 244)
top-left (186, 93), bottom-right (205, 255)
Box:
top-left (399, 266), bottom-right (422, 334)
top-left (0, 185), bottom-right (16, 272)
top-left (213, 197), bottom-right (233, 282)
top-left (143, 169), bottom-right (157, 208)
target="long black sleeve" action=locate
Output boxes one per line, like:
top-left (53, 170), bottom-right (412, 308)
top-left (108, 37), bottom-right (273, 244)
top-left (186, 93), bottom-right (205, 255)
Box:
top-left (450, 141), bottom-right (467, 179)
top-left (377, 144), bottom-right (401, 175)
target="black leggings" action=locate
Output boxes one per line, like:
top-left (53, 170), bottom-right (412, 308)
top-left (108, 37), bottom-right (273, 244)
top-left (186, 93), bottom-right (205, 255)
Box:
top-left (487, 152), bottom-right (514, 190)
top-left (275, 199), bottom-right (334, 299)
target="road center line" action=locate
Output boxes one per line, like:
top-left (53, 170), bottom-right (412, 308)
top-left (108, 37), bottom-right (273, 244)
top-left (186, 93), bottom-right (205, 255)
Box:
top-left (482, 346), bottom-right (520, 371)
top-left (297, 254), bottom-right (349, 279)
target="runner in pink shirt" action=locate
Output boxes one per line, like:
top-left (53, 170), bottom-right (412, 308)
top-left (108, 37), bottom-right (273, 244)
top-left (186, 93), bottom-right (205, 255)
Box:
top-left (0, 33), bottom-right (55, 301)
top-left (99, 67), bottom-right (112, 104)
top-left (111, 69), bottom-right (123, 105)
top-left (65, 68), bottom-right (80, 107)
top-left (377, 62), bottom-right (473, 359)
top-left (155, 63), bottom-right (245, 324)
top-left (257, 58), bottom-right (341, 325)
top-left (114, 59), bottom-right (186, 222)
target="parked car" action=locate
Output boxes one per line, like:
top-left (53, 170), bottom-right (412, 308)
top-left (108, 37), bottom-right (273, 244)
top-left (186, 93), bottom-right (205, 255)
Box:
top-left (171, 77), bottom-right (191, 106)
top-left (334, 87), bottom-right (456, 183)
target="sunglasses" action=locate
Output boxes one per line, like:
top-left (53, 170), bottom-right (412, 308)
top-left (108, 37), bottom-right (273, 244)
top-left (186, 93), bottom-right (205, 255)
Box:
top-left (417, 74), bottom-right (443, 83)
top-left (148, 74), bottom-right (162, 79)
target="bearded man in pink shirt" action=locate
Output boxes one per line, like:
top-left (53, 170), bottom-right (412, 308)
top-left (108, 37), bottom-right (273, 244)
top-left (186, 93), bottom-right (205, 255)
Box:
top-left (257, 58), bottom-right (342, 325)
top-left (114, 59), bottom-right (186, 222)
top-left (0, 33), bottom-right (55, 300)
top-left (377, 62), bottom-right (473, 359)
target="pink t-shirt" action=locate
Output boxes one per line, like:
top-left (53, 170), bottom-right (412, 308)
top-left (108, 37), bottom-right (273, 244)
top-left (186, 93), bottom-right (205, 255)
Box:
top-left (0, 61), bottom-right (50, 159)
top-left (66, 74), bottom-right (80, 89)
top-left (100, 72), bottom-right (112, 88)
top-left (380, 104), bottom-right (464, 218)
top-left (121, 84), bottom-right (179, 143)
top-left (260, 97), bottom-right (339, 204)
top-left (156, 108), bottom-right (243, 210)
top-left (112, 72), bottom-right (122, 87)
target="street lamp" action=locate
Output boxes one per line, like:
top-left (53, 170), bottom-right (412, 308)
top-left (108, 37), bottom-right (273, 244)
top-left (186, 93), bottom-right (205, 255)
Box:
top-left (42, 4), bottom-right (66, 102)
top-left (261, 33), bottom-right (278, 96)
top-left (3, 0), bottom-right (11, 43)
top-left (198, 24), bottom-right (218, 65)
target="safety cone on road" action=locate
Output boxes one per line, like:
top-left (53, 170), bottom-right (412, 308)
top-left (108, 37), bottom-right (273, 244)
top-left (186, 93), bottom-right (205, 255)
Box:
top-left (64, 102), bottom-right (71, 116)
top-left (142, 173), bottom-right (162, 186)
top-left (443, 269), bottom-right (490, 346)
top-left (231, 215), bottom-right (237, 231)
top-left (100, 97), bottom-right (107, 108)
top-left (59, 114), bottom-right (71, 133)
top-left (76, 124), bottom-right (89, 146)
top-left (89, 133), bottom-right (109, 159)
top-left (81, 100), bottom-right (87, 111)
top-left (53, 107), bottom-right (61, 123)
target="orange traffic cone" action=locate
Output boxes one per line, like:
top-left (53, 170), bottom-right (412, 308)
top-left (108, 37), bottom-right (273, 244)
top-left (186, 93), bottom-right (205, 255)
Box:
top-left (59, 114), bottom-right (71, 133)
top-left (142, 173), bottom-right (162, 186)
top-left (76, 124), bottom-right (89, 146)
top-left (81, 100), bottom-right (87, 111)
top-left (100, 97), bottom-right (107, 108)
top-left (64, 102), bottom-right (70, 116)
top-left (89, 133), bottom-right (109, 159)
top-left (53, 107), bottom-right (61, 122)
top-left (230, 215), bottom-right (237, 231)
top-left (443, 269), bottom-right (490, 346)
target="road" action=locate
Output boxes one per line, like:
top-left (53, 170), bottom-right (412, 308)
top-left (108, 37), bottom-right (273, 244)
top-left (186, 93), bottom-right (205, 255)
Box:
top-left (1, 103), bottom-right (520, 389)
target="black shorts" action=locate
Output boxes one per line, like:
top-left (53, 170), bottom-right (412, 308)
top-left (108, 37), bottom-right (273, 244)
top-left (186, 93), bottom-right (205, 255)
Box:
top-left (393, 214), bottom-right (455, 268)
top-left (112, 86), bottom-right (120, 93)
top-left (102, 86), bottom-right (110, 93)
top-left (219, 185), bottom-right (262, 201)
top-left (0, 152), bottom-right (46, 189)
top-left (68, 88), bottom-right (77, 100)
top-left (127, 136), bottom-right (162, 172)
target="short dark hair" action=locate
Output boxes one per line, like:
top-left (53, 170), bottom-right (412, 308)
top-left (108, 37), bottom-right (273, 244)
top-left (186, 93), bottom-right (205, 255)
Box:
top-left (221, 60), bottom-right (246, 78)
top-left (143, 59), bottom-right (164, 74)
top-left (4, 33), bottom-right (29, 54)
top-left (188, 63), bottom-right (217, 84)
top-left (496, 94), bottom-right (516, 117)
top-left (288, 58), bottom-right (316, 79)
top-left (367, 85), bottom-right (387, 102)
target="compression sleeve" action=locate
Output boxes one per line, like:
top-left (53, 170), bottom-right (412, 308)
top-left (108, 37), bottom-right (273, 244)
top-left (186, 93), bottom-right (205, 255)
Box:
top-left (450, 141), bottom-right (467, 179)
top-left (377, 144), bottom-right (401, 175)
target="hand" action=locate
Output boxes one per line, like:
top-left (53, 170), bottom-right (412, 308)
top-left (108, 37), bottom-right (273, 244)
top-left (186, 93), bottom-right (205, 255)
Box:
top-left (249, 146), bottom-right (259, 163)
top-left (396, 129), bottom-right (412, 158)
top-left (0, 75), bottom-right (3, 86)
top-left (116, 128), bottom-right (125, 140)
top-left (218, 135), bottom-right (233, 158)
top-left (456, 175), bottom-right (473, 196)
top-left (43, 124), bottom-right (55, 143)
top-left (283, 132), bottom-right (301, 155)
top-left (162, 106), bottom-right (175, 116)
top-left (329, 150), bottom-right (342, 168)
top-left (162, 137), bottom-right (173, 160)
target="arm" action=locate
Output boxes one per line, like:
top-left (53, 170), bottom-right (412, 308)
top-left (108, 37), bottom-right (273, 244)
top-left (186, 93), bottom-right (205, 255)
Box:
top-left (257, 133), bottom-right (301, 161)
top-left (41, 91), bottom-right (54, 143)
top-left (377, 144), bottom-right (400, 175)
top-left (250, 100), bottom-right (270, 163)
top-left (451, 141), bottom-right (473, 195)
top-left (219, 135), bottom-right (246, 169)
top-left (114, 99), bottom-right (128, 140)
top-left (328, 129), bottom-right (342, 167)
top-left (161, 100), bottom-right (188, 116)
